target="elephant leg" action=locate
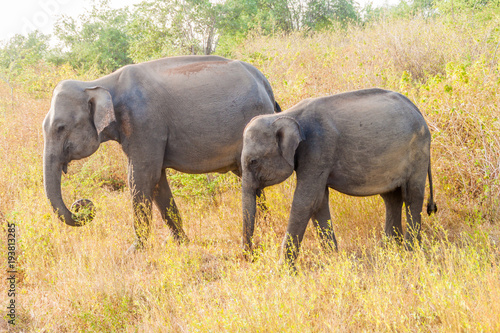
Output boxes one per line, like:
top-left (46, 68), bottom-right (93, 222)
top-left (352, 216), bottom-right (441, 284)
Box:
top-left (380, 187), bottom-right (404, 240)
top-left (153, 169), bottom-right (188, 243)
top-left (281, 175), bottom-right (329, 270)
top-left (311, 187), bottom-right (337, 252)
top-left (128, 192), bottom-right (154, 254)
top-left (404, 176), bottom-right (426, 249)
top-left (126, 159), bottom-right (162, 254)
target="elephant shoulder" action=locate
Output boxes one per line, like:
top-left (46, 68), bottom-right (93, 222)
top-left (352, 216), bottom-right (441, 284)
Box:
top-left (114, 63), bottom-right (146, 84)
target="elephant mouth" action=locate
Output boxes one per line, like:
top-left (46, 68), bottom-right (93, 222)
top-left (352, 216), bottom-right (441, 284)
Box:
top-left (62, 162), bottom-right (68, 174)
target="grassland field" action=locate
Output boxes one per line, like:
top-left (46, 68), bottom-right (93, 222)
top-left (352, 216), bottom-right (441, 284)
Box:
top-left (1, 15), bottom-right (500, 332)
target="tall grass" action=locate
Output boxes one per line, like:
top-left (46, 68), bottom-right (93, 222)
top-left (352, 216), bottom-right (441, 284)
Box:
top-left (237, 15), bottom-right (500, 235)
top-left (1, 15), bottom-right (499, 331)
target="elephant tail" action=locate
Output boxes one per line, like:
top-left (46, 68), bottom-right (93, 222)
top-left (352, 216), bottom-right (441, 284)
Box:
top-left (426, 158), bottom-right (438, 216)
top-left (275, 101), bottom-right (282, 113)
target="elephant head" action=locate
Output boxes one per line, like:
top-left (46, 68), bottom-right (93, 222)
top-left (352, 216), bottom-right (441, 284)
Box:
top-left (42, 81), bottom-right (116, 226)
top-left (240, 115), bottom-right (304, 250)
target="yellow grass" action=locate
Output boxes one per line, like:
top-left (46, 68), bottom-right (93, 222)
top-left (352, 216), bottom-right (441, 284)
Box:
top-left (1, 15), bottom-right (500, 332)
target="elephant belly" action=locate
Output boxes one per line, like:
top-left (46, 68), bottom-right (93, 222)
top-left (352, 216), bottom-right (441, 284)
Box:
top-left (163, 138), bottom-right (241, 174)
top-left (165, 157), bottom-right (239, 174)
top-left (328, 173), bottom-right (404, 197)
top-left (326, 147), bottom-right (415, 197)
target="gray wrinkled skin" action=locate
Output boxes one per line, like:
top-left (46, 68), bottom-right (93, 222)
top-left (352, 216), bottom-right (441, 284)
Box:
top-left (241, 88), bottom-right (437, 269)
top-left (42, 55), bottom-right (278, 252)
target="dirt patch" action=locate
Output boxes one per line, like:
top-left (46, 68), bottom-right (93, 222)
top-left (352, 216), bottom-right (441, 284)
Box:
top-left (166, 61), bottom-right (228, 76)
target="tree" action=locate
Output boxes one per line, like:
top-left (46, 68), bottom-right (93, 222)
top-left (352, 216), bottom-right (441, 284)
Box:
top-left (360, 2), bottom-right (389, 24)
top-left (0, 31), bottom-right (49, 74)
top-left (436, 0), bottom-right (499, 14)
top-left (392, 0), bottom-right (436, 18)
top-left (0, 31), bottom-right (50, 96)
top-left (304, 0), bottom-right (359, 30)
top-left (217, 0), bottom-right (305, 37)
top-left (128, 0), bottom-right (224, 63)
top-left (170, 0), bottom-right (223, 55)
top-left (259, 0), bottom-right (305, 32)
top-left (54, 0), bottom-right (132, 73)
top-left (221, 0), bottom-right (360, 39)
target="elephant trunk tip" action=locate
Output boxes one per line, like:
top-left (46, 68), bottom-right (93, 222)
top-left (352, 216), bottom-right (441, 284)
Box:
top-left (69, 199), bottom-right (96, 226)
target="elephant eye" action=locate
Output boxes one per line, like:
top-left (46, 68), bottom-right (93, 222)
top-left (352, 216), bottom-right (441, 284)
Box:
top-left (57, 124), bottom-right (66, 133)
top-left (249, 159), bottom-right (258, 166)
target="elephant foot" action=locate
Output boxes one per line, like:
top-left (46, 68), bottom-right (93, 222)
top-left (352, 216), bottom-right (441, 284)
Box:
top-left (319, 238), bottom-right (338, 254)
top-left (403, 237), bottom-right (421, 251)
top-left (125, 240), bottom-right (144, 255)
top-left (278, 256), bottom-right (298, 276)
top-left (279, 260), bottom-right (298, 276)
top-left (379, 234), bottom-right (402, 249)
top-left (241, 242), bottom-right (257, 262)
top-left (161, 235), bottom-right (189, 248)
top-left (173, 232), bottom-right (189, 245)
top-left (242, 250), bottom-right (256, 262)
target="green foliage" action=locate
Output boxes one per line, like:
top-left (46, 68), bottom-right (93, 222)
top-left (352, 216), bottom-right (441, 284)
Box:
top-left (304, 0), bottom-right (360, 30)
top-left (0, 31), bottom-right (50, 88)
top-left (361, 3), bottom-right (389, 24)
top-left (0, 0), bottom-right (367, 81)
top-left (53, 0), bottom-right (133, 74)
top-left (127, 0), bottom-right (224, 62)
top-left (221, 0), bottom-right (359, 37)
top-left (0, 31), bottom-right (49, 71)
top-left (168, 172), bottom-right (239, 204)
top-left (388, 0), bottom-right (436, 18)
top-left (1, 0), bottom-right (499, 96)
top-left (256, 0), bottom-right (303, 32)
top-left (0, 31), bottom-right (79, 98)
top-left (14, 62), bottom-right (77, 98)
top-left (126, 1), bottom-right (178, 62)
top-left (436, 0), bottom-right (500, 13)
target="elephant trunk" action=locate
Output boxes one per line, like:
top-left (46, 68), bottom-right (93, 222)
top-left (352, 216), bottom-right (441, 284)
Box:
top-left (242, 175), bottom-right (257, 253)
top-left (43, 152), bottom-right (94, 226)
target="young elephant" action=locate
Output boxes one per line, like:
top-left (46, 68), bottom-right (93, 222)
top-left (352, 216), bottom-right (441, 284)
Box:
top-left (241, 88), bottom-right (437, 267)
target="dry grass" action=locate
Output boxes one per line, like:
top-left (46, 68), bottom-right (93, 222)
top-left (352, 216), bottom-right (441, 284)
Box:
top-left (1, 15), bottom-right (500, 332)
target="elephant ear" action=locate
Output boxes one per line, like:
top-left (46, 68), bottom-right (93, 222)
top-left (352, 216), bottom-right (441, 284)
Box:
top-left (273, 116), bottom-right (305, 168)
top-left (85, 86), bottom-right (115, 137)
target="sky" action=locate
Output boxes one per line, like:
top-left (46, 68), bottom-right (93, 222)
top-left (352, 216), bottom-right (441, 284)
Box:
top-left (0, 0), bottom-right (141, 41)
top-left (0, 0), bottom-right (401, 42)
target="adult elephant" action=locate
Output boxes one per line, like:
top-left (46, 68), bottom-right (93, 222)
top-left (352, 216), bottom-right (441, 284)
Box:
top-left (42, 55), bottom-right (279, 253)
